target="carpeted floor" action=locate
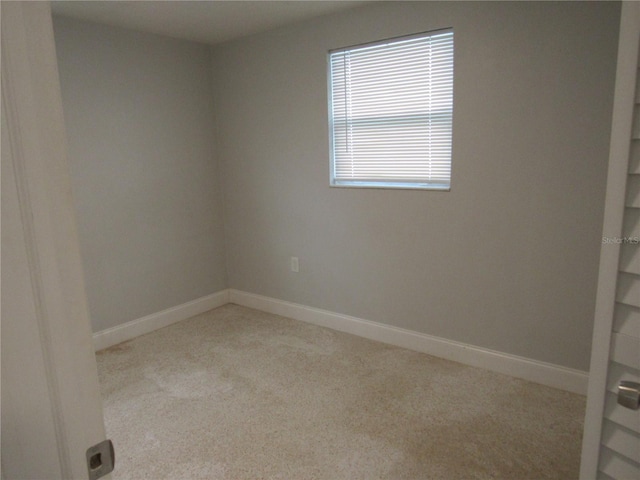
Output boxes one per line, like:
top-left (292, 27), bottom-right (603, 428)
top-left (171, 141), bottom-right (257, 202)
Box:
top-left (97, 304), bottom-right (585, 479)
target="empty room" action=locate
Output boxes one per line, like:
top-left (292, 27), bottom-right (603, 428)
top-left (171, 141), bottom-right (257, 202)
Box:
top-left (3, 1), bottom-right (639, 479)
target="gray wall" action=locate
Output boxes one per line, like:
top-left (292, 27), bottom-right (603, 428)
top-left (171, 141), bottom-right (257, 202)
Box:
top-left (212, 1), bottom-right (620, 371)
top-left (54, 17), bottom-right (228, 333)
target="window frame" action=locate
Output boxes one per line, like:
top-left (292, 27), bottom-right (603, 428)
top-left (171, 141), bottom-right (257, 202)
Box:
top-left (327, 28), bottom-right (454, 191)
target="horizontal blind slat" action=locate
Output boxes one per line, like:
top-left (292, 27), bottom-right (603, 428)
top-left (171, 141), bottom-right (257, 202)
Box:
top-left (616, 272), bottom-right (640, 307)
top-left (602, 419), bottom-right (640, 464)
top-left (614, 302), bottom-right (640, 336)
top-left (597, 471), bottom-right (616, 480)
top-left (611, 332), bottom-right (640, 369)
top-left (627, 175), bottom-right (640, 207)
top-left (604, 391), bottom-right (640, 434)
top-left (599, 447), bottom-right (640, 479)
top-left (630, 141), bottom-right (640, 174)
top-left (620, 243), bottom-right (640, 275)
top-left (623, 207), bottom-right (640, 238)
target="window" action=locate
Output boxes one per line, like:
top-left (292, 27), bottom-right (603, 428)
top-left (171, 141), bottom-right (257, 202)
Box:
top-left (328, 29), bottom-right (454, 190)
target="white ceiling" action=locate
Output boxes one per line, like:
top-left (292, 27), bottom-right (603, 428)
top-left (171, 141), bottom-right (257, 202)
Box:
top-left (50, 1), bottom-right (371, 45)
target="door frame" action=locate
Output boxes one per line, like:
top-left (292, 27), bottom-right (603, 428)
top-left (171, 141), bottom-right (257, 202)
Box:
top-left (579, 2), bottom-right (640, 478)
top-left (1, 2), bottom-right (108, 478)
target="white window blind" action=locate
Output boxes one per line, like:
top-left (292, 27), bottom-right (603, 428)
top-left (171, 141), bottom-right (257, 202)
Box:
top-left (328, 29), bottom-right (454, 190)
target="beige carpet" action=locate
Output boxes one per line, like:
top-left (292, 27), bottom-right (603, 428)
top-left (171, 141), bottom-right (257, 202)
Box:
top-left (97, 304), bottom-right (585, 479)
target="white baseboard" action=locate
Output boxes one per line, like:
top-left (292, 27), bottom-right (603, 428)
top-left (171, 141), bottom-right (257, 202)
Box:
top-left (93, 287), bottom-right (588, 394)
top-left (92, 289), bottom-right (230, 351)
top-left (229, 289), bottom-right (588, 395)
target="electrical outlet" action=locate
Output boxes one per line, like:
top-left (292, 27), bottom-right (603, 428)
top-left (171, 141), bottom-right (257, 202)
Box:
top-left (290, 257), bottom-right (299, 273)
